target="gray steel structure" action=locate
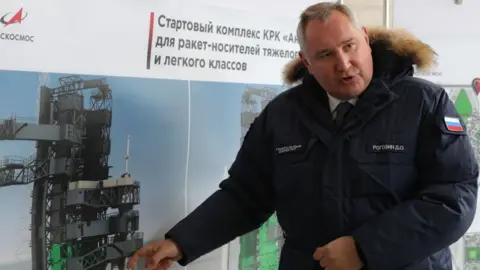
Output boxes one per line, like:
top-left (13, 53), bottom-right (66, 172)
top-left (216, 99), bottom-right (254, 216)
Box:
top-left (0, 75), bottom-right (143, 269)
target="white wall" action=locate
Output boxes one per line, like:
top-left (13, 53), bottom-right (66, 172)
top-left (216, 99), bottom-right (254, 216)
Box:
top-left (393, 0), bottom-right (480, 37)
top-left (392, 0), bottom-right (480, 85)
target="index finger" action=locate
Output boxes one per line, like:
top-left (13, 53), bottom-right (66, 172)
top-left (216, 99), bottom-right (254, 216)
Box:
top-left (127, 247), bottom-right (150, 268)
top-left (313, 246), bottom-right (327, 260)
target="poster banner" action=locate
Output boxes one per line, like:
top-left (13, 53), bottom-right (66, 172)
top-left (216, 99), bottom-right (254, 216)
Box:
top-left (0, 1), bottom-right (299, 84)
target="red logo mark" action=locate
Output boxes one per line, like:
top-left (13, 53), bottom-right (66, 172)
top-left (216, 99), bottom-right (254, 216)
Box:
top-left (0, 8), bottom-right (28, 27)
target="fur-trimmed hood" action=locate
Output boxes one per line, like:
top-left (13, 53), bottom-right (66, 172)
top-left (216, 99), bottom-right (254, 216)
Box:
top-left (282, 27), bottom-right (437, 85)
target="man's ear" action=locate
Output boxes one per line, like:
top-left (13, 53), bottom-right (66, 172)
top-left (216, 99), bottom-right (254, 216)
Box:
top-left (361, 26), bottom-right (369, 44)
top-left (299, 51), bottom-right (310, 70)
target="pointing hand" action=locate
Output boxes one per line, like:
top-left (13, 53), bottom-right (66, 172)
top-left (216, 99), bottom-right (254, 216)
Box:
top-left (127, 239), bottom-right (182, 270)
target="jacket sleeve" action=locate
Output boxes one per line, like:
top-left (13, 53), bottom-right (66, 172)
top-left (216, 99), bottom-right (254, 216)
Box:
top-left (352, 89), bottom-right (479, 270)
top-left (165, 108), bottom-right (276, 265)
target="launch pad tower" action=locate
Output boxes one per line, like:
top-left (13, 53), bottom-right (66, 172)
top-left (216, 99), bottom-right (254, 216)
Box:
top-left (0, 75), bottom-right (143, 270)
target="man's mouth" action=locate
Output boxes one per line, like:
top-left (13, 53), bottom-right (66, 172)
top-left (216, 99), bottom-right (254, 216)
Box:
top-left (342, 76), bottom-right (354, 83)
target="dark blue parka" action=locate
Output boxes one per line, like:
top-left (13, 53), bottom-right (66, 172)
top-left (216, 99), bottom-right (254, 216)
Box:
top-left (166, 28), bottom-right (479, 269)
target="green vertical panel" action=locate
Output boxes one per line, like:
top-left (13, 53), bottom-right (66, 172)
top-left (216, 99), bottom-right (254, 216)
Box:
top-left (466, 247), bottom-right (480, 262)
top-left (258, 214), bottom-right (280, 270)
top-left (239, 214), bottom-right (282, 270)
top-left (50, 244), bottom-right (62, 270)
top-left (451, 87), bottom-right (480, 163)
top-left (454, 89), bottom-right (473, 122)
top-left (257, 221), bottom-right (269, 270)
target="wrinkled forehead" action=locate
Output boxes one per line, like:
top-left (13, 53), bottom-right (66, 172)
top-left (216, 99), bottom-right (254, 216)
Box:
top-left (304, 14), bottom-right (358, 52)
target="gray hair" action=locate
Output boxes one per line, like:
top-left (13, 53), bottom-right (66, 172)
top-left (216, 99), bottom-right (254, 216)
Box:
top-left (296, 2), bottom-right (359, 52)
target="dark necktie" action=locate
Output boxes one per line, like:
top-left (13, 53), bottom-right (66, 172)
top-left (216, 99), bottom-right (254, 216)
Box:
top-left (334, 101), bottom-right (353, 128)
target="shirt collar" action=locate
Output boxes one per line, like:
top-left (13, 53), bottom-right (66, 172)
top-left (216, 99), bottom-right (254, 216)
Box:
top-left (327, 93), bottom-right (357, 112)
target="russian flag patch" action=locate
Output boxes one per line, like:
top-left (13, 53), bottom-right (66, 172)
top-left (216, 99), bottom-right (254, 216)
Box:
top-left (444, 116), bottom-right (464, 132)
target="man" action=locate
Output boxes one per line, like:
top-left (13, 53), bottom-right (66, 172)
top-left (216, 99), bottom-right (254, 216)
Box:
top-left (128, 3), bottom-right (478, 270)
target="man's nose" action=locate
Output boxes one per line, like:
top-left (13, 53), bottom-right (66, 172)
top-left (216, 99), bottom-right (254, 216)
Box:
top-left (335, 51), bottom-right (351, 72)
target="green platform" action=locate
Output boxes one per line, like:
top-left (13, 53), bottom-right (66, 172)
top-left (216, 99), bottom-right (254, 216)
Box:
top-left (50, 244), bottom-right (72, 270)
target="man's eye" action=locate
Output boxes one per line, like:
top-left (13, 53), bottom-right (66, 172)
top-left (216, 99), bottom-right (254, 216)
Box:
top-left (345, 43), bottom-right (356, 50)
top-left (319, 53), bottom-right (330, 58)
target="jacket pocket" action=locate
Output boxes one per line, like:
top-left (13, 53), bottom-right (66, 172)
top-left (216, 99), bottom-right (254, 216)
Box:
top-left (348, 133), bottom-right (417, 197)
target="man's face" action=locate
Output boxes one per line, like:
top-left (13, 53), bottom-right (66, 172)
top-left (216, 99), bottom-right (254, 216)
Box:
top-left (300, 11), bottom-right (373, 100)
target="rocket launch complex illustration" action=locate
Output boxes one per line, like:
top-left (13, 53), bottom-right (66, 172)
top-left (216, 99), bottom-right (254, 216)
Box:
top-left (0, 75), bottom-right (143, 270)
